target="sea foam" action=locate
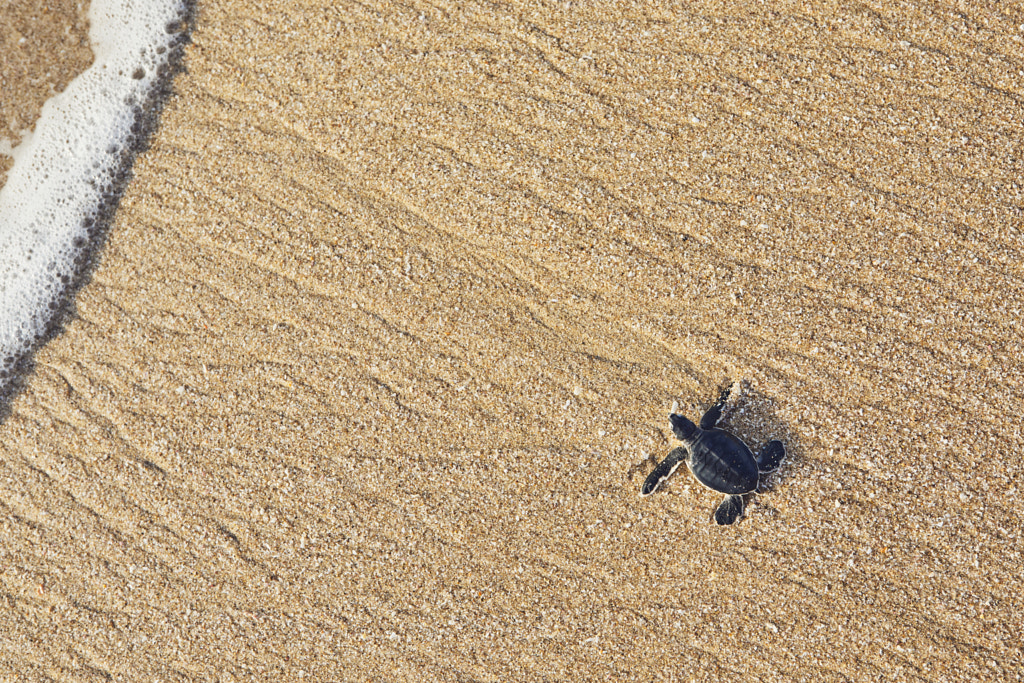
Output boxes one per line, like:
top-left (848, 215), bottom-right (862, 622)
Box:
top-left (0, 0), bottom-right (188, 389)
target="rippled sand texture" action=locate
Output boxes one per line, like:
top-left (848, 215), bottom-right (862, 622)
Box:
top-left (0, 0), bottom-right (92, 186)
top-left (2, 1), bottom-right (1023, 680)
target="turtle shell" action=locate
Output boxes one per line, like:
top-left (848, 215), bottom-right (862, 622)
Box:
top-left (688, 428), bottom-right (759, 494)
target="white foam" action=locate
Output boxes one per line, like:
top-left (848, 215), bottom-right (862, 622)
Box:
top-left (0, 0), bottom-right (187, 384)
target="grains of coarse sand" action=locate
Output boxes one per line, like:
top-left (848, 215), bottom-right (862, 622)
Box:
top-left (1, 1), bottom-right (1022, 681)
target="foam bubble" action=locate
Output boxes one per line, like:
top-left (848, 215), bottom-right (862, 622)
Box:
top-left (0, 0), bottom-right (188, 388)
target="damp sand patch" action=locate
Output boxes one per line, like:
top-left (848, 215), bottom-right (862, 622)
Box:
top-left (0, 0), bottom-right (93, 188)
top-left (0, 0), bottom-right (190, 396)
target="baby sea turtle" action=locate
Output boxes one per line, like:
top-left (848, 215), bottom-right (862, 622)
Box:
top-left (640, 384), bottom-right (785, 525)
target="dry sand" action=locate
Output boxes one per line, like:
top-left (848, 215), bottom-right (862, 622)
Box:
top-left (2, 1), bottom-right (1023, 680)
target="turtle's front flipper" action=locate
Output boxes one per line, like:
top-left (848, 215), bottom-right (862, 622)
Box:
top-left (699, 385), bottom-right (733, 430)
top-left (713, 495), bottom-right (745, 525)
top-left (640, 447), bottom-right (688, 496)
top-left (755, 440), bottom-right (786, 473)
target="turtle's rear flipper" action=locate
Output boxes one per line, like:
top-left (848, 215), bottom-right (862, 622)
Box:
top-left (755, 440), bottom-right (786, 473)
top-left (640, 447), bottom-right (688, 496)
top-left (714, 495), bottom-right (745, 525)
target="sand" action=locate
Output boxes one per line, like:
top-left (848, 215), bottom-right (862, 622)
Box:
top-left (0, 0), bottom-right (92, 185)
top-left (1, 1), bottom-right (1023, 680)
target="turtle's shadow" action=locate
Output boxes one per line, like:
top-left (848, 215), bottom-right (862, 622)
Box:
top-left (716, 381), bottom-right (797, 511)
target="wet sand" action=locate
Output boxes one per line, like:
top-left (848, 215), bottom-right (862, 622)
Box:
top-left (0, 0), bottom-right (92, 185)
top-left (1, 1), bottom-right (1023, 680)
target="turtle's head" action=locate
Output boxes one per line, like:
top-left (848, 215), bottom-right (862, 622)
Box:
top-left (669, 413), bottom-right (698, 442)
